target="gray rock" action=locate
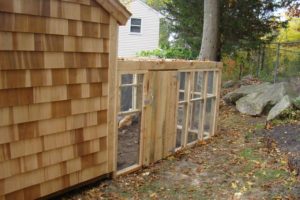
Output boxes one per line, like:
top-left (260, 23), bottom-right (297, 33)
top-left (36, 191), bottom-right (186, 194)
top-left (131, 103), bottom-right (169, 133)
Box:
top-left (267, 95), bottom-right (291, 121)
top-left (236, 82), bottom-right (290, 116)
top-left (236, 93), bottom-right (265, 115)
top-left (223, 82), bottom-right (272, 104)
top-left (293, 96), bottom-right (300, 109)
top-left (222, 80), bottom-right (236, 88)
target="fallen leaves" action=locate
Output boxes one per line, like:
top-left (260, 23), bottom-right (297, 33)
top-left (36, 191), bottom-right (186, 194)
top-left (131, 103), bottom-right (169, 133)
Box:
top-left (62, 103), bottom-right (300, 200)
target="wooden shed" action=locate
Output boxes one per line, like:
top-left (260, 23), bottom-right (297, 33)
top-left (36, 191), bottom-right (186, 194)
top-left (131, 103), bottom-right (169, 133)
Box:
top-left (0, 0), bottom-right (131, 199)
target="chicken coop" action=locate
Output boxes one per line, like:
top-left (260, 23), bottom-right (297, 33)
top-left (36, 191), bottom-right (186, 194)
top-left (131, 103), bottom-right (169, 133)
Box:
top-left (0, 0), bottom-right (222, 199)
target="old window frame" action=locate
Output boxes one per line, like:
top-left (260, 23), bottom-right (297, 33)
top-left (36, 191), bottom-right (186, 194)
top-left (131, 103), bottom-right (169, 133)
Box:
top-left (176, 69), bottom-right (220, 150)
top-left (130, 18), bottom-right (142, 33)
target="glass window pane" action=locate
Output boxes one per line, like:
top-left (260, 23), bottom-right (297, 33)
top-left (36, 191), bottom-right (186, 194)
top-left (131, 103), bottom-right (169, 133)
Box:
top-left (121, 74), bottom-right (133, 84)
top-left (177, 104), bottom-right (186, 126)
top-left (179, 72), bottom-right (187, 90)
top-left (131, 18), bottom-right (141, 25)
top-left (176, 104), bottom-right (186, 148)
top-left (207, 71), bottom-right (215, 95)
top-left (204, 98), bottom-right (215, 137)
top-left (176, 129), bottom-right (183, 148)
top-left (179, 92), bottom-right (185, 101)
top-left (178, 72), bottom-right (188, 101)
top-left (130, 26), bottom-right (141, 33)
top-left (188, 131), bottom-right (198, 144)
top-left (187, 101), bottom-right (201, 144)
top-left (117, 112), bottom-right (141, 170)
top-left (192, 72), bottom-right (204, 99)
top-left (120, 86), bottom-right (133, 112)
top-left (189, 100), bottom-right (202, 131)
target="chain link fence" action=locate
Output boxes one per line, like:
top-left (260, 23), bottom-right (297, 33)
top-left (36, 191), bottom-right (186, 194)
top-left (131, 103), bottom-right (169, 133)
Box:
top-left (257, 41), bottom-right (300, 83)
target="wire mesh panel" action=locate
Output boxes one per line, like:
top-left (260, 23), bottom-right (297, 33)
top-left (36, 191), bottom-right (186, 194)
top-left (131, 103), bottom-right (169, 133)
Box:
top-left (175, 70), bottom-right (219, 149)
top-left (117, 74), bottom-right (144, 172)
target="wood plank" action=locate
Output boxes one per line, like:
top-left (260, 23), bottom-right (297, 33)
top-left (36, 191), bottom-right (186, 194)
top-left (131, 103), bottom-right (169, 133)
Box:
top-left (212, 69), bottom-right (222, 136)
top-left (107, 17), bottom-right (118, 174)
top-left (0, 52), bottom-right (108, 70)
top-left (183, 72), bottom-right (192, 146)
top-left (62, 0), bottom-right (93, 6)
top-left (0, 88), bottom-right (33, 108)
top-left (0, 111), bottom-right (99, 145)
top-left (163, 72), bottom-right (178, 157)
top-left (0, 32), bottom-right (109, 53)
top-left (0, 97), bottom-right (103, 126)
top-left (0, 148), bottom-right (107, 196)
top-left (0, 147), bottom-right (107, 182)
top-left (142, 71), bottom-right (178, 164)
top-left (199, 72), bottom-right (208, 141)
top-left (0, 13), bottom-right (108, 39)
top-left (142, 73), bottom-right (152, 165)
top-left (118, 59), bottom-right (222, 71)
top-left (0, 0), bottom-right (110, 24)
top-left (0, 123), bottom-right (107, 161)
top-left (0, 68), bottom-right (107, 90)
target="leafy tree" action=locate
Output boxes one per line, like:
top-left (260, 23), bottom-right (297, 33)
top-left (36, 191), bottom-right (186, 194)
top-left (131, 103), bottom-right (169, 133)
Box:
top-left (164, 0), bottom-right (294, 56)
top-left (287, 1), bottom-right (300, 17)
top-left (277, 17), bottom-right (300, 42)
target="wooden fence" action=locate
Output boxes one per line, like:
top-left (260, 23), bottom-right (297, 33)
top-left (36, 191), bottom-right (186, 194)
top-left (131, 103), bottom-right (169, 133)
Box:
top-left (114, 59), bottom-right (222, 175)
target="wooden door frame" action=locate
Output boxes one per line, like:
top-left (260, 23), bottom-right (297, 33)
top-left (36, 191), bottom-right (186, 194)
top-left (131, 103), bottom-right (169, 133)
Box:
top-left (114, 71), bottom-right (148, 177)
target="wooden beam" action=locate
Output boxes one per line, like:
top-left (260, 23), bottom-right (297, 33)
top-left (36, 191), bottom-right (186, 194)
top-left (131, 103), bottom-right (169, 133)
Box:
top-left (199, 72), bottom-right (208, 141)
top-left (107, 17), bottom-right (118, 176)
top-left (95, 0), bottom-right (131, 25)
top-left (118, 59), bottom-right (222, 71)
top-left (212, 68), bottom-right (222, 136)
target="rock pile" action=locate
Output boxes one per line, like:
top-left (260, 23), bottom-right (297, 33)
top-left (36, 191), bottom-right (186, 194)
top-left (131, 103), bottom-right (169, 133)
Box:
top-left (224, 81), bottom-right (300, 121)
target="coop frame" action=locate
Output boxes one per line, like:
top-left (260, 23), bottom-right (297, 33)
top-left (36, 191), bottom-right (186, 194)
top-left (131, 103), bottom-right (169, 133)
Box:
top-left (112, 59), bottom-right (222, 176)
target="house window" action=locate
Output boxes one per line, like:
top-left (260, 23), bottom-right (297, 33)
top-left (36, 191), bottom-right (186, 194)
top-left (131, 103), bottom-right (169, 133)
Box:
top-left (130, 18), bottom-right (142, 33)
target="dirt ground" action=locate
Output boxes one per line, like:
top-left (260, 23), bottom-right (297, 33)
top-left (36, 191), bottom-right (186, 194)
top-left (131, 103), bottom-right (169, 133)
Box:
top-left (61, 101), bottom-right (300, 200)
top-left (264, 123), bottom-right (300, 176)
top-left (117, 121), bottom-right (141, 171)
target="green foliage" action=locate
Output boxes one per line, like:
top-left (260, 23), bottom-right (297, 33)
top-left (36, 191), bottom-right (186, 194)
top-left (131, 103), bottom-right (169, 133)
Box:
top-left (164, 0), bottom-right (292, 55)
top-left (254, 169), bottom-right (289, 182)
top-left (293, 98), bottom-right (300, 109)
top-left (278, 108), bottom-right (300, 120)
top-left (277, 18), bottom-right (300, 42)
top-left (137, 46), bottom-right (197, 60)
top-left (146, 0), bottom-right (170, 11)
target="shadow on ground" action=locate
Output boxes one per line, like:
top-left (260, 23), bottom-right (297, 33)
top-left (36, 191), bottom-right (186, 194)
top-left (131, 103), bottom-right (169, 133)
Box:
top-left (62, 103), bottom-right (300, 200)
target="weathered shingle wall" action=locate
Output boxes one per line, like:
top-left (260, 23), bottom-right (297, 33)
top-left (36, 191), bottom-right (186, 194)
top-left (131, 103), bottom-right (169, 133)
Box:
top-left (0, 0), bottom-right (114, 199)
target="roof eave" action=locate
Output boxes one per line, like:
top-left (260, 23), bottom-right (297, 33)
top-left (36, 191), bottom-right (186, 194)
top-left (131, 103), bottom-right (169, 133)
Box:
top-left (95, 0), bottom-right (132, 25)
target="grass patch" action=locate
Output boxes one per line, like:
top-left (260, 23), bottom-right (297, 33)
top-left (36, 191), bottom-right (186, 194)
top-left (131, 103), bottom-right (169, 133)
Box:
top-left (254, 169), bottom-right (289, 182)
top-left (254, 123), bottom-right (265, 130)
top-left (240, 148), bottom-right (261, 161)
top-left (243, 162), bottom-right (255, 173)
top-left (137, 181), bottom-right (162, 194)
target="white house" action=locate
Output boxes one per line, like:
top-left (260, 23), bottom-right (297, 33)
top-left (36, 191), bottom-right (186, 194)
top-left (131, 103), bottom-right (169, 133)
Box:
top-left (118, 0), bottom-right (162, 57)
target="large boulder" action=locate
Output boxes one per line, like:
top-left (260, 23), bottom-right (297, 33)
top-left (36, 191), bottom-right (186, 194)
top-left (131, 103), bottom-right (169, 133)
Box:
top-left (236, 82), bottom-right (290, 116)
top-left (236, 93), bottom-right (264, 115)
top-left (293, 96), bottom-right (300, 109)
top-left (223, 82), bottom-right (272, 104)
top-left (222, 80), bottom-right (236, 88)
top-left (267, 95), bottom-right (292, 121)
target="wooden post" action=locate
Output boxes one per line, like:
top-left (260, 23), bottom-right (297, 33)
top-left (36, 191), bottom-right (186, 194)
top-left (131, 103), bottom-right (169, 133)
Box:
top-left (183, 72), bottom-right (192, 146)
top-left (274, 43), bottom-right (280, 83)
top-left (199, 71), bottom-right (208, 141)
top-left (212, 68), bottom-right (222, 136)
top-left (108, 17), bottom-right (119, 177)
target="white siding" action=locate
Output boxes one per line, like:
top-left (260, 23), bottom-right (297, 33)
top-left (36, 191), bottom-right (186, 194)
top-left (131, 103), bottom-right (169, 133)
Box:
top-left (118, 0), bottom-right (161, 57)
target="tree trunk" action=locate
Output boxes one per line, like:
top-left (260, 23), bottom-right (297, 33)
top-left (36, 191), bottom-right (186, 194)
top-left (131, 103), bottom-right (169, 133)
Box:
top-left (199, 0), bottom-right (220, 61)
